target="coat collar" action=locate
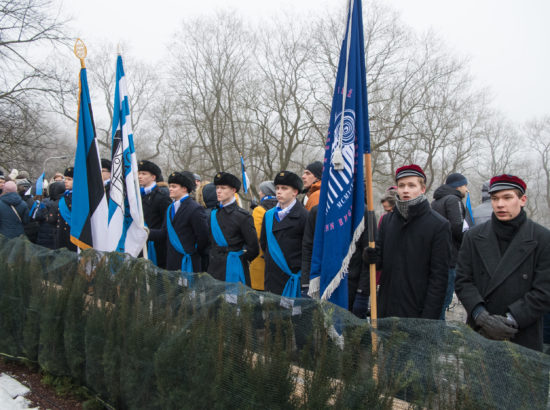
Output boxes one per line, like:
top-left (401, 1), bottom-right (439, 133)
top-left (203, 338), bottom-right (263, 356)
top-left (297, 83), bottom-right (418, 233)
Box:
top-left (473, 219), bottom-right (537, 297)
top-left (272, 200), bottom-right (304, 232)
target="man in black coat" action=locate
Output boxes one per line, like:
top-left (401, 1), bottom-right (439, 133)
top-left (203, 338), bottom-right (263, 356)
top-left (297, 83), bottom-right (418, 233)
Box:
top-left (260, 171), bottom-right (308, 297)
top-left (365, 164), bottom-right (451, 319)
top-left (431, 172), bottom-right (469, 319)
top-left (149, 171), bottom-right (208, 272)
top-left (138, 160), bottom-right (171, 268)
top-left (207, 172), bottom-right (259, 286)
top-left (455, 174), bottom-right (550, 351)
top-left (49, 167), bottom-right (77, 252)
top-left (101, 158), bottom-right (111, 200)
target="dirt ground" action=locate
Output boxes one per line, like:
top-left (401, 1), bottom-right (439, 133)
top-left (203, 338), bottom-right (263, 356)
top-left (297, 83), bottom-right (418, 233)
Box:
top-left (0, 357), bottom-right (83, 409)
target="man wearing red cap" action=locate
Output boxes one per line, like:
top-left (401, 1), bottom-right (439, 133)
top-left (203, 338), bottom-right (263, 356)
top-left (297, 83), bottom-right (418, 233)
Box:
top-left (364, 164), bottom-right (451, 319)
top-left (456, 174), bottom-right (550, 351)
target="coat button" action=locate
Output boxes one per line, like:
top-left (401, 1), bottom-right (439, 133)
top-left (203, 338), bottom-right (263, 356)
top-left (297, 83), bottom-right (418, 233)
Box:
top-left (522, 274), bottom-right (528, 280)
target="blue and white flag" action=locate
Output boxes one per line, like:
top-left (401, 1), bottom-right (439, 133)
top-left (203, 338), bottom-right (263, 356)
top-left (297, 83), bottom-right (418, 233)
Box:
top-left (308, 0), bottom-right (370, 309)
top-left (71, 65), bottom-right (109, 250)
top-left (35, 172), bottom-right (45, 196)
top-left (240, 155), bottom-right (249, 194)
top-left (107, 55), bottom-right (148, 257)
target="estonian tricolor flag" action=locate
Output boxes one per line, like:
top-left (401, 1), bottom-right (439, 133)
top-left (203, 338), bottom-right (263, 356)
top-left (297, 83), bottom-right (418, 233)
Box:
top-left (70, 65), bottom-right (109, 250)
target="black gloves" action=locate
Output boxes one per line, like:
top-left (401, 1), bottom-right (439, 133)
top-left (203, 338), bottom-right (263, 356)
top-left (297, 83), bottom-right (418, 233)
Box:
top-left (474, 310), bottom-right (518, 341)
top-left (352, 293), bottom-right (369, 319)
top-left (362, 246), bottom-right (377, 265)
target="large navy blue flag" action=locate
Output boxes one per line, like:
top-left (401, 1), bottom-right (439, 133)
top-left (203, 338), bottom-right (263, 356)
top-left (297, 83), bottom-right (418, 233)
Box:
top-left (71, 66), bottom-right (109, 250)
top-left (308, 0), bottom-right (370, 309)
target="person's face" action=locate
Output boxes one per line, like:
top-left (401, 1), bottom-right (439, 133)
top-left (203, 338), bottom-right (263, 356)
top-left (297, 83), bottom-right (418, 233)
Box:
top-left (101, 168), bottom-right (111, 182)
top-left (301, 170), bottom-right (317, 190)
top-left (138, 171), bottom-right (155, 187)
top-left (169, 183), bottom-right (187, 200)
top-left (64, 177), bottom-right (73, 190)
top-left (53, 176), bottom-right (64, 182)
top-left (397, 176), bottom-right (425, 201)
top-left (216, 185), bottom-right (236, 204)
top-left (381, 200), bottom-right (393, 212)
top-left (491, 189), bottom-right (526, 221)
top-left (276, 185), bottom-right (298, 206)
top-left (456, 185), bottom-right (468, 198)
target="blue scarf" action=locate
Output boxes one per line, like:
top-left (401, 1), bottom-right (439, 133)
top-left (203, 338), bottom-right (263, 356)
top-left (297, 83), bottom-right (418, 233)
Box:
top-left (147, 240), bottom-right (157, 265)
top-left (264, 207), bottom-right (301, 298)
top-left (210, 209), bottom-right (245, 284)
top-left (166, 201), bottom-right (194, 273)
top-left (59, 196), bottom-right (71, 226)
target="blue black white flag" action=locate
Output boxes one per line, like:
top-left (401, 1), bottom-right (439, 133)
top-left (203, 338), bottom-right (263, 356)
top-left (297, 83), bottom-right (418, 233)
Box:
top-left (70, 65), bottom-right (109, 250)
top-left (35, 172), bottom-right (45, 196)
top-left (240, 154), bottom-right (249, 194)
top-left (308, 0), bottom-right (370, 309)
top-left (107, 55), bottom-right (148, 256)
top-left (466, 192), bottom-right (475, 226)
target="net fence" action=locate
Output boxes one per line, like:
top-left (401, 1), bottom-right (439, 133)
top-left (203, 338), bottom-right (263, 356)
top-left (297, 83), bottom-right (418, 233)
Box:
top-left (0, 235), bottom-right (548, 409)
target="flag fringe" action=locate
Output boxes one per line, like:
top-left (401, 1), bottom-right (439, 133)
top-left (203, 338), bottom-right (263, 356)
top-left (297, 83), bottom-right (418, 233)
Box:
top-left (321, 215), bottom-right (365, 301)
top-left (308, 276), bottom-right (320, 298)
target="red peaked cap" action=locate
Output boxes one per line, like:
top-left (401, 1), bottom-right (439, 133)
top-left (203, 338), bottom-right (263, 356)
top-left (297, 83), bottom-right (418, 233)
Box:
top-left (489, 174), bottom-right (526, 195)
top-left (395, 164), bottom-right (426, 182)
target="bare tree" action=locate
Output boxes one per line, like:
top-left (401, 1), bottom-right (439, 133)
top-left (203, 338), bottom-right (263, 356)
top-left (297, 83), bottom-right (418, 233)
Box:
top-left (525, 116), bottom-right (550, 222)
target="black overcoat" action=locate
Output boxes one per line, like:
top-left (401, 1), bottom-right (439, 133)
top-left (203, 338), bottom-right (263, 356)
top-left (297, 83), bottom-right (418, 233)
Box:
top-left (142, 185), bottom-right (172, 268)
top-left (377, 199), bottom-right (451, 319)
top-left (207, 202), bottom-right (259, 286)
top-left (48, 194), bottom-right (77, 252)
top-left (260, 201), bottom-right (308, 295)
top-left (149, 197), bottom-right (209, 272)
top-left (455, 218), bottom-right (550, 351)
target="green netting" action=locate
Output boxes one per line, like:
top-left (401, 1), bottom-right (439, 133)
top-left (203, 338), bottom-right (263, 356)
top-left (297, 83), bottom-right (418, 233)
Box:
top-left (1, 235), bottom-right (549, 409)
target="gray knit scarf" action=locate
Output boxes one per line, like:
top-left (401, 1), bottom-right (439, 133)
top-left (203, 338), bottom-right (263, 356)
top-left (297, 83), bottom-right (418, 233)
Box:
top-left (395, 194), bottom-right (427, 220)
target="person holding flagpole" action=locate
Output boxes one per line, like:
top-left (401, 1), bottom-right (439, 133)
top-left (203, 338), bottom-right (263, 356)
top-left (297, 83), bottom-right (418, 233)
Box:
top-left (50, 167), bottom-right (77, 251)
top-left (260, 171), bottom-right (308, 297)
top-left (364, 165), bottom-right (451, 319)
top-left (207, 172), bottom-right (259, 286)
top-left (149, 171), bottom-right (208, 272)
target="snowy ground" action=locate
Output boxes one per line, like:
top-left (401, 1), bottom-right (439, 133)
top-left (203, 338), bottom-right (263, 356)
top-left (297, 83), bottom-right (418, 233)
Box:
top-left (0, 374), bottom-right (36, 410)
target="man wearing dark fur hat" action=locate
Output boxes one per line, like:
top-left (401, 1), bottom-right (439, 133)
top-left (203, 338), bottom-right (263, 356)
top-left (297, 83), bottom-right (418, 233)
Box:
top-left (101, 158), bottom-right (112, 199)
top-left (149, 171), bottom-right (209, 272)
top-left (456, 174), bottom-right (550, 351)
top-left (208, 171), bottom-right (259, 285)
top-left (48, 167), bottom-right (77, 251)
top-left (138, 160), bottom-right (171, 268)
top-left (260, 171), bottom-right (308, 296)
top-left (301, 161), bottom-right (323, 211)
top-left (364, 164), bottom-right (451, 319)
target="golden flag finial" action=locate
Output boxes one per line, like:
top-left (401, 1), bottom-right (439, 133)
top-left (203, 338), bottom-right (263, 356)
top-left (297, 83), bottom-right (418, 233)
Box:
top-left (74, 38), bottom-right (87, 68)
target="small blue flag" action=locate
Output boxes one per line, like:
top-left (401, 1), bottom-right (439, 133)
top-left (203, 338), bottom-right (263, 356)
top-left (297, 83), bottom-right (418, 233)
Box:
top-left (309, 0), bottom-right (370, 309)
top-left (466, 192), bottom-right (475, 226)
top-left (35, 172), bottom-right (45, 196)
top-left (240, 155), bottom-right (249, 194)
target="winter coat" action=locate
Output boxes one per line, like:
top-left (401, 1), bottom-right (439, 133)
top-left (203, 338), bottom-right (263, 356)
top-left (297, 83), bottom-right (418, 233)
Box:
top-left (260, 201), bottom-right (308, 295)
top-left (304, 180), bottom-right (321, 211)
top-left (376, 199), bottom-right (451, 319)
top-left (49, 192), bottom-right (77, 251)
top-left (431, 184), bottom-right (466, 267)
top-left (472, 181), bottom-right (492, 225)
top-left (142, 184), bottom-right (172, 268)
top-left (455, 218), bottom-right (550, 351)
top-left (249, 197), bottom-right (278, 290)
top-left (0, 192), bottom-right (29, 238)
top-left (149, 197), bottom-right (209, 272)
top-left (34, 181), bottom-right (65, 249)
top-left (207, 202), bottom-right (259, 286)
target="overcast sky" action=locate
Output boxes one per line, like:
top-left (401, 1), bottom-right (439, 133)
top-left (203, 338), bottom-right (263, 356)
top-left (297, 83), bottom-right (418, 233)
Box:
top-left (59, 0), bottom-right (549, 123)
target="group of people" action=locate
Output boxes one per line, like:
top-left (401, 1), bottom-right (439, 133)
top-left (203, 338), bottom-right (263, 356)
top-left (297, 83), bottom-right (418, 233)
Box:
top-left (1, 158), bottom-right (549, 352)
